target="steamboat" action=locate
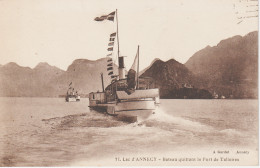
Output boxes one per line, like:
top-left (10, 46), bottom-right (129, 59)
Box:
top-left (66, 83), bottom-right (80, 102)
top-left (89, 10), bottom-right (159, 121)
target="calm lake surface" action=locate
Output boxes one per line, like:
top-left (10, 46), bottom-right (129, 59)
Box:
top-left (0, 98), bottom-right (258, 166)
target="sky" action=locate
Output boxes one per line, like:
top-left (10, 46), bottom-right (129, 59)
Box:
top-left (0, 0), bottom-right (258, 71)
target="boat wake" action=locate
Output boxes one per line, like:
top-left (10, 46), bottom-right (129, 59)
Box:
top-left (1, 98), bottom-right (257, 167)
top-left (133, 107), bottom-right (253, 147)
top-left (138, 107), bottom-right (214, 133)
top-left (40, 106), bottom-right (252, 149)
top-left (42, 112), bottom-right (128, 129)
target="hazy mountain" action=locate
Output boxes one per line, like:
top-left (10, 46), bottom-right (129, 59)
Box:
top-left (0, 58), bottom-right (117, 97)
top-left (55, 58), bottom-right (118, 96)
top-left (185, 31), bottom-right (258, 98)
top-left (0, 63), bottom-right (33, 97)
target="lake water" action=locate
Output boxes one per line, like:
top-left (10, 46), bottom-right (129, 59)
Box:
top-left (0, 98), bottom-right (258, 166)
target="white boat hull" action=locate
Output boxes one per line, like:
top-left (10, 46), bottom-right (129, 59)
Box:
top-left (90, 100), bottom-right (156, 121)
top-left (116, 110), bottom-right (154, 121)
top-left (89, 89), bottom-right (159, 121)
top-left (114, 100), bottom-right (155, 111)
top-left (66, 97), bottom-right (80, 102)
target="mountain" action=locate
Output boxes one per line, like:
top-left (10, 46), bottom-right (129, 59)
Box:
top-left (139, 58), bottom-right (160, 76)
top-left (32, 62), bottom-right (65, 97)
top-left (140, 59), bottom-right (211, 98)
top-left (55, 58), bottom-right (118, 96)
top-left (185, 31), bottom-right (258, 98)
top-left (0, 62), bottom-right (64, 97)
top-left (0, 63), bottom-right (34, 97)
top-left (0, 58), bottom-right (117, 97)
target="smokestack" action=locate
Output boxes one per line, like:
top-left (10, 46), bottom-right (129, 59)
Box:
top-left (118, 56), bottom-right (125, 79)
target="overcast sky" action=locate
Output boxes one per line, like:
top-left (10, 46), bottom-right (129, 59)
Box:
top-left (0, 0), bottom-right (258, 71)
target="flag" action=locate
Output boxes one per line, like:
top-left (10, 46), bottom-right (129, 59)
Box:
top-left (94, 11), bottom-right (115, 21)
top-left (111, 75), bottom-right (117, 78)
top-left (108, 42), bottom-right (114, 46)
top-left (107, 58), bottom-right (112, 62)
top-left (110, 38), bottom-right (115, 41)
top-left (107, 53), bottom-right (112, 57)
top-left (108, 71), bottom-right (113, 75)
top-left (111, 75), bottom-right (117, 82)
top-left (110, 32), bottom-right (116, 37)
top-left (107, 11), bottom-right (115, 21)
top-left (107, 67), bottom-right (113, 71)
top-left (107, 63), bottom-right (113, 67)
top-left (107, 47), bottom-right (113, 51)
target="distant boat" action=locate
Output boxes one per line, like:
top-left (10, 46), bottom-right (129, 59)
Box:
top-left (66, 83), bottom-right (80, 102)
top-left (89, 10), bottom-right (159, 121)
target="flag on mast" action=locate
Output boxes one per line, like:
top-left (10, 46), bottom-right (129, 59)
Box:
top-left (107, 47), bottom-right (113, 51)
top-left (107, 67), bottom-right (113, 71)
top-left (108, 42), bottom-right (114, 46)
top-left (110, 32), bottom-right (116, 37)
top-left (94, 11), bottom-right (117, 81)
top-left (94, 11), bottom-right (115, 21)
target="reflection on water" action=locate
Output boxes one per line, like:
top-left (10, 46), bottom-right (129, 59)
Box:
top-left (0, 98), bottom-right (258, 166)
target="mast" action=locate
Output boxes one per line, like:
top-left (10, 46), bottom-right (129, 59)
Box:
top-left (136, 45), bottom-right (139, 89)
top-left (116, 9), bottom-right (120, 65)
top-left (116, 9), bottom-right (125, 80)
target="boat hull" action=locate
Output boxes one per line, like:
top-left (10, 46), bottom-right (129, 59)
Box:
top-left (66, 96), bottom-right (80, 102)
top-left (89, 100), bottom-right (156, 121)
top-left (116, 109), bottom-right (154, 121)
top-left (115, 100), bottom-right (156, 121)
top-left (66, 97), bottom-right (76, 102)
top-left (114, 100), bottom-right (155, 111)
top-left (89, 88), bottom-right (159, 121)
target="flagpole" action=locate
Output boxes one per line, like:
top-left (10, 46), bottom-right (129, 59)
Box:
top-left (137, 45), bottom-right (139, 89)
top-left (116, 9), bottom-right (120, 65)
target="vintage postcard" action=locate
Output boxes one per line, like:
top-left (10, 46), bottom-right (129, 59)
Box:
top-left (0, 0), bottom-right (258, 166)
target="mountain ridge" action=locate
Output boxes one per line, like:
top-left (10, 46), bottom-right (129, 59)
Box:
top-left (185, 31), bottom-right (258, 98)
top-left (0, 31), bottom-right (257, 98)
top-left (0, 58), bottom-right (115, 97)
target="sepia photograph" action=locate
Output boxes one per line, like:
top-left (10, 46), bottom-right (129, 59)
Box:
top-left (0, 0), bottom-right (258, 166)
